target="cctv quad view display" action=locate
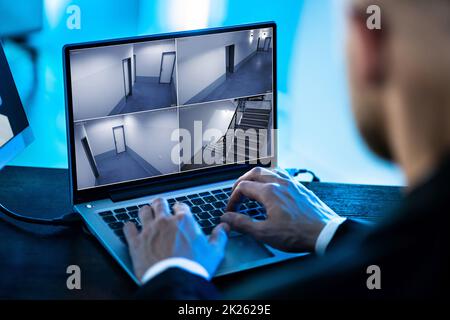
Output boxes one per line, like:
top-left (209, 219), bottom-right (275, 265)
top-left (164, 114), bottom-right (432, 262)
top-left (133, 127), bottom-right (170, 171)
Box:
top-left (69, 27), bottom-right (274, 190)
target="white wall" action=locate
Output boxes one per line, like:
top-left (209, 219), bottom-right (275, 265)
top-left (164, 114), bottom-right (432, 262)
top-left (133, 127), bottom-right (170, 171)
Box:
top-left (84, 116), bottom-right (125, 156)
top-left (74, 123), bottom-right (96, 189)
top-left (179, 100), bottom-right (237, 156)
top-left (70, 44), bottom-right (134, 121)
top-left (177, 29), bottom-right (260, 104)
top-left (124, 108), bottom-right (179, 174)
top-left (134, 40), bottom-right (175, 77)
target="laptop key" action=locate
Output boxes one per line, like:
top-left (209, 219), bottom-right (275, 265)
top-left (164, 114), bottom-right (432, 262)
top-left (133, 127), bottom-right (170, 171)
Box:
top-left (188, 194), bottom-right (199, 199)
top-left (98, 210), bottom-right (113, 216)
top-left (182, 200), bottom-right (193, 207)
top-left (197, 212), bottom-right (211, 220)
top-left (223, 187), bottom-right (232, 192)
top-left (191, 198), bottom-right (205, 206)
top-left (129, 210), bottom-right (138, 218)
top-left (175, 196), bottom-right (188, 201)
top-left (247, 202), bottom-right (258, 209)
top-left (211, 189), bottom-right (222, 194)
top-left (215, 193), bottom-right (228, 200)
top-left (203, 195), bottom-right (216, 203)
top-left (108, 222), bottom-right (124, 230)
top-left (199, 191), bottom-right (210, 197)
top-left (114, 208), bottom-right (126, 213)
top-left (200, 204), bottom-right (214, 212)
top-left (102, 215), bottom-right (116, 223)
top-left (210, 217), bottom-right (221, 225)
top-left (247, 209), bottom-right (259, 217)
top-left (116, 213), bottom-right (130, 221)
top-left (126, 206), bottom-right (138, 211)
top-left (198, 220), bottom-right (212, 228)
top-left (191, 206), bottom-right (202, 214)
top-left (212, 201), bottom-right (226, 209)
top-left (210, 210), bottom-right (223, 217)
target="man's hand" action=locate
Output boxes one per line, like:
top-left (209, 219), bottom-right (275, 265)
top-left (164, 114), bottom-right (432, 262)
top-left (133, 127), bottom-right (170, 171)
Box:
top-left (221, 167), bottom-right (341, 253)
top-left (123, 199), bottom-right (229, 281)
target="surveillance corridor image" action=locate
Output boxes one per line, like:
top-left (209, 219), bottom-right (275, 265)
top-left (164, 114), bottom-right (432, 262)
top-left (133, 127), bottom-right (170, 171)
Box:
top-left (71, 27), bottom-right (274, 190)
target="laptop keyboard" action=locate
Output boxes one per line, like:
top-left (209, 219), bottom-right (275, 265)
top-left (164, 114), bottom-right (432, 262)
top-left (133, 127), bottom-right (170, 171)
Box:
top-left (97, 187), bottom-right (267, 244)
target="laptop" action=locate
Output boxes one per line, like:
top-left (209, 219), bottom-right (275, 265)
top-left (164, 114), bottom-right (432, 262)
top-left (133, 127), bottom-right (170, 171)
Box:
top-left (63, 22), bottom-right (305, 284)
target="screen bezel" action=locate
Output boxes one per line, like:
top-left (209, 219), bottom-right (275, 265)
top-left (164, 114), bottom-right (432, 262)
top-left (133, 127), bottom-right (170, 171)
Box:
top-left (63, 22), bottom-right (277, 204)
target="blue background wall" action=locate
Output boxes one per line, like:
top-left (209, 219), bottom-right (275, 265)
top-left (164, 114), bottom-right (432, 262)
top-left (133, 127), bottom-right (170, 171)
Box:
top-left (4, 0), bottom-right (404, 185)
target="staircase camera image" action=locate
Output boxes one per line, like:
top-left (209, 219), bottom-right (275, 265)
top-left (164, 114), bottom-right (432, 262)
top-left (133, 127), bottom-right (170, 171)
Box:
top-left (179, 94), bottom-right (273, 171)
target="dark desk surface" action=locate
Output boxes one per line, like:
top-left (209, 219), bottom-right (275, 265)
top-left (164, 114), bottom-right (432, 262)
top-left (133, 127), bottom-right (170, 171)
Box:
top-left (0, 166), bottom-right (403, 299)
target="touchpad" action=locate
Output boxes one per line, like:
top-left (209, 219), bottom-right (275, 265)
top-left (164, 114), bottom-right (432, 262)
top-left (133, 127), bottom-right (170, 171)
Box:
top-left (220, 235), bottom-right (274, 270)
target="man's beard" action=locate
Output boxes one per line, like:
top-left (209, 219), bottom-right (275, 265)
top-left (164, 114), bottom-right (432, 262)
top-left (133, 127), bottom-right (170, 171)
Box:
top-left (357, 113), bottom-right (393, 161)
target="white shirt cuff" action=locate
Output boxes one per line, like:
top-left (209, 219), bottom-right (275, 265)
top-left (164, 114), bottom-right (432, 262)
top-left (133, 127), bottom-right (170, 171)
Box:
top-left (315, 217), bottom-right (347, 256)
top-left (140, 257), bottom-right (210, 285)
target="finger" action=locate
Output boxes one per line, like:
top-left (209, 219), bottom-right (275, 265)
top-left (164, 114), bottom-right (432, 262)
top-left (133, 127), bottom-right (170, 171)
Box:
top-left (209, 223), bottom-right (229, 249)
top-left (172, 202), bottom-right (192, 216)
top-left (232, 167), bottom-right (284, 190)
top-left (271, 167), bottom-right (291, 179)
top-left (138, 205), bottom-right (154, 227)
top-left (227, 180), bottom-right (267, 211)
top-left (221, 212), bottom-right (265, 238)
top-left (123, 222), bottom-right (139, 247)
top-left (151, 198), bottom-right (171, 218)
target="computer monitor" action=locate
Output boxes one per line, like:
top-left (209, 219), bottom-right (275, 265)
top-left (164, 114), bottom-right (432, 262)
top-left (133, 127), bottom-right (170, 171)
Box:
top-left (65, 23), bottom-right (275, 192)
top-left (0, 43), bottom-right (33, 169)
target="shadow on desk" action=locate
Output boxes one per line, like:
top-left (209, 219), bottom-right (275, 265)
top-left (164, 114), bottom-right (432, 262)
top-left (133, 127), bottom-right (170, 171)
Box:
top-left (0, 166), bottom-right (403, 299)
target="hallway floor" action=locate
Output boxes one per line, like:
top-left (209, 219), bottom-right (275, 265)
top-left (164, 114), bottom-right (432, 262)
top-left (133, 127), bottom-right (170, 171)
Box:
top-left (188, 50), bottom-right (273, 105)
top-left (109, 77), bottom-right (176, 116)
top-left (94, 150), bottom-right (162, 186)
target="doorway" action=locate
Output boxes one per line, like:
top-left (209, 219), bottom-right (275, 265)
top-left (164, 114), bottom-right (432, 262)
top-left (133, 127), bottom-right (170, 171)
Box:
top-left (263, 37), bottom-right (272, 51)
top-left (159, 51), bottom-right (176, 84)
top-left (112, 125), bottom-right (126, 154)
top-left (122, 58), bottom-right (132, 99)
top-left (133, 54), bottom-right (137, 83)
top-left (225, 44), bottom-right (235, 74)
top-left (257, 37), bottom-right (265, 51)
top-left (81, 137), bottom-right (99, 178)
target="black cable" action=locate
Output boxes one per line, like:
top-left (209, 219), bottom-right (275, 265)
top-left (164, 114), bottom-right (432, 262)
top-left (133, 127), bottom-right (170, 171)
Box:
top-left (0, 203), bottom-right (81, 226)
top-left (286, 168), bottom-right (321, 182)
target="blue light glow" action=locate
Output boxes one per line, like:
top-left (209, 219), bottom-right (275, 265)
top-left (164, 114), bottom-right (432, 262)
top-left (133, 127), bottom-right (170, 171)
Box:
top-left (4, 0), bottom-right (404, 185)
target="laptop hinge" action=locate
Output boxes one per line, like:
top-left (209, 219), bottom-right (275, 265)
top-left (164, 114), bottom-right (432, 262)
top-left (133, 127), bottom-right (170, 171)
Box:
top-left (108, 169), bottom-right (247, 203)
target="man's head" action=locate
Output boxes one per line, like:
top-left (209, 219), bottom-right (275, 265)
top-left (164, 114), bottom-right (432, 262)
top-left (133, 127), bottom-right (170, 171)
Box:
top-left (347, 0), bottom-right (450, 165)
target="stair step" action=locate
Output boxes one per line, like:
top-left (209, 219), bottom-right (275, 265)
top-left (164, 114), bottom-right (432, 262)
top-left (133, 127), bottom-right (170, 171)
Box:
top-left (241, 113), bottom-right (270, 120)
top-left (244, 108), bottom-right (271, 114)
top-left (240, 118), bottom-right (269, 127)
top-left (236, 124), bottom-right (268, 130)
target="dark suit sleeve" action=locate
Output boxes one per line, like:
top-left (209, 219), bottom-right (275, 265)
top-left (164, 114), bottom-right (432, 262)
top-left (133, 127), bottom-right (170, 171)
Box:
top-left (136, 267), bottom-right (219, 300)
top-left (325, 218), bottom-right (372, 253)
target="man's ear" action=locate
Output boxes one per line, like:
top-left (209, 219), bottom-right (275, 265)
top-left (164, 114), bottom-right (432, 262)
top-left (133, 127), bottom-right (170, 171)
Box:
top-left (350, 8), bottom-right (386, 86)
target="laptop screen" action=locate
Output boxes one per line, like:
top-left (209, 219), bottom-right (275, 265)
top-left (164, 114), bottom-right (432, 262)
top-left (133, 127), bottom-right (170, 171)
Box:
top-left (68, 26), bottom-right (274, 190)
